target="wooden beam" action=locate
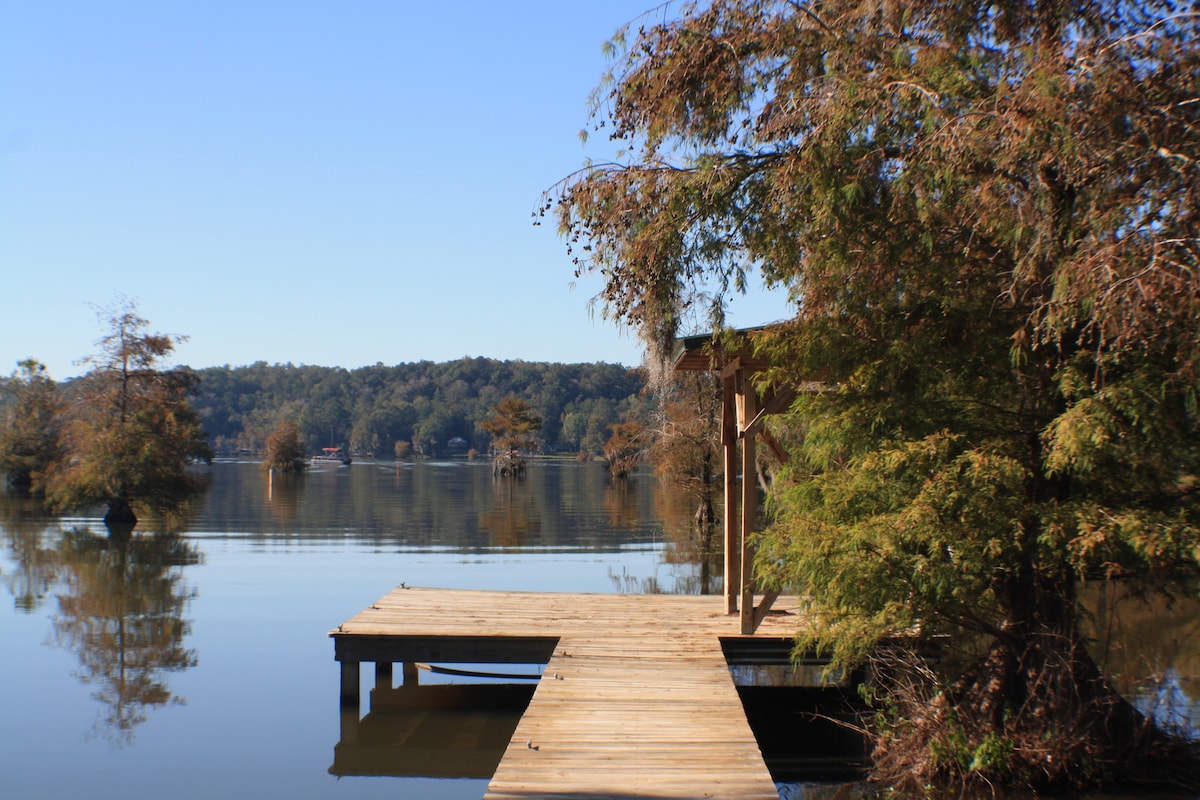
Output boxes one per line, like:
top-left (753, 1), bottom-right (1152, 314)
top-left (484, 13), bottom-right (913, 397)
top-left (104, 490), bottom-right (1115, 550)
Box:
top-left (740, 384), bottom-right (797, 438)
top-left (750, 590), bottom-right (782, 632)
top-left (721, 355), bottom-right (746, 380)
top-left (758, 428), bottom-right (789, 465)
top-left (334, 634), bottom-right (559, 665)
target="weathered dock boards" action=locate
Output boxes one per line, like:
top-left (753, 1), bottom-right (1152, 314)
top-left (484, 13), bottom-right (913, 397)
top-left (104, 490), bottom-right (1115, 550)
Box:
top-left (332, 587), bottom-right (800, 799)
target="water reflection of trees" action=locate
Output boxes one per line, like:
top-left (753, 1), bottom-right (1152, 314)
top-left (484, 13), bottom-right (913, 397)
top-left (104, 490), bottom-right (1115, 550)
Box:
top-left (605, 478), bottom-right (724, 595)
top-left (1084, 584), bottom-right (1200, 735)
top-left (0, 491), bottom-right (62, 611)
top-left (601, 478), bottom-right (643, 529)
top-left (265, 467), bottom-right (303, 529)
top-left (196, 460), bottom-right (676, 551)
top-left (656, 478), bottom-right (722, 596)
top-left (479, 476), bottom-right (541, 547)
top-left (51, 525), bottom-right (201, 746)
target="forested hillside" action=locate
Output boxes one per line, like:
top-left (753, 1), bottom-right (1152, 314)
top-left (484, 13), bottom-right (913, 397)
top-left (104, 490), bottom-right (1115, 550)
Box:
top-left (189, 358), bottom-right (648, 458)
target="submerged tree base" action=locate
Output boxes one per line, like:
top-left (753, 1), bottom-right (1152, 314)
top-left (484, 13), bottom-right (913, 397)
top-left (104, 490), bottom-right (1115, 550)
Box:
top-left (103, 499), bottom-right (137, 528)
top-left (6, 473), bottom-right (34, 491)
top-left (862, 642), bottom-right (1200, 797)
top-left (493, 452), bottom-right (526, 477)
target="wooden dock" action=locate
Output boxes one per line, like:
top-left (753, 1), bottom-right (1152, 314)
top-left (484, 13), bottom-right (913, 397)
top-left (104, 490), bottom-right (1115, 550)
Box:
top-left (331, 586), bottom-right (802, 799)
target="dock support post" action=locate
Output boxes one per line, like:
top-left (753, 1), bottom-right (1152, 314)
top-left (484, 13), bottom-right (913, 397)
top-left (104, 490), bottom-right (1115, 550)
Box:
top-left (402, 661), bottom-right (420, 686)
top-left (375, 660), bottom-right (393, 690)
top-left (739, 385), bottom-right (758, 635)
top-left (340, 661), bottom-right (360, 705)
top-left (722, 370), bottom-right (740, 615)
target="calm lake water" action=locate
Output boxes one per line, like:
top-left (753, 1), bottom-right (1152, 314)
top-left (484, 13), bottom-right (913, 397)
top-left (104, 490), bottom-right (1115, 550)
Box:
top-left (2, 459), bottom-right (1196, 800)
top-left (0, 459), bottom-right (714, 800)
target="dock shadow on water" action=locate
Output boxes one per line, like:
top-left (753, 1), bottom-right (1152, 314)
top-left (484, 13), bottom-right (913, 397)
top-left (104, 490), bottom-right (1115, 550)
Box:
top-left (723, 637), bottom-right (871, 794)
top-left (331, 678), bottom-right (537, 780)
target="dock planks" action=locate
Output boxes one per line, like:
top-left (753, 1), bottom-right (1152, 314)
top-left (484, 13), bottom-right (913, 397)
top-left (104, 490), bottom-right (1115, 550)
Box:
top-left (332, 587), bottom-right (800, 799)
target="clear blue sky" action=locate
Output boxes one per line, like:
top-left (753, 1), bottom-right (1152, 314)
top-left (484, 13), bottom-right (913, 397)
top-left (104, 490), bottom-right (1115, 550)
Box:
top-left (1, 1), bottom-right (792, 379)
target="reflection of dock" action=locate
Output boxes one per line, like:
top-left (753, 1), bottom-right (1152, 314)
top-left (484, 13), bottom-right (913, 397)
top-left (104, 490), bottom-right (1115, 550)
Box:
top-left (331, 586), bottom-right (799, 799)
top-left (331, 683), bottom-right (535, 779)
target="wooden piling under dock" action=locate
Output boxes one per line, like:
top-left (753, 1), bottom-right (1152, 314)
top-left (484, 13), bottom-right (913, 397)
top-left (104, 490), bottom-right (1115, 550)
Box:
top-left (331, 586), bottom-right (801, 799)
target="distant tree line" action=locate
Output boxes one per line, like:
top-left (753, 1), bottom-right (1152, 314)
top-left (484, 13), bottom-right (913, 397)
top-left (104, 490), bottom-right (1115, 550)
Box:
top-left (0, 299), bottom-right (685, 529)
top-left (2, 298), bottom-right (715, 544)
top-left (186, 358), bottom-right (649, 458)
top-left (1, 350), bottom-right (655, 474)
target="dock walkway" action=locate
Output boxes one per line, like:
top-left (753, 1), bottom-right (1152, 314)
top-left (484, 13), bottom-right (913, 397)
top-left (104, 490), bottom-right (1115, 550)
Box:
top-left (331, 586), bottom-right (800, 799)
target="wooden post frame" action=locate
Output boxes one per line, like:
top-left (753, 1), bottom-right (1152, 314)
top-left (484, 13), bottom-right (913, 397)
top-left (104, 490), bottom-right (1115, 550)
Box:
top-left (671, 328), bottom-right (803, 633)
top-left (735, 365), bottom-right (758, 635)
top-left (721, 370), bottom-right (740, 614)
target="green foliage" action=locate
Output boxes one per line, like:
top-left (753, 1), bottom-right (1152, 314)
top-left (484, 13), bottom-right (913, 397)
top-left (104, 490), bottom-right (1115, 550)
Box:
top-left (0, 359), bottom-right (61, 488)
top-left (190, 358), bottom-right (645, 458)
top-left (927, 712), bottom-right (1014, 777)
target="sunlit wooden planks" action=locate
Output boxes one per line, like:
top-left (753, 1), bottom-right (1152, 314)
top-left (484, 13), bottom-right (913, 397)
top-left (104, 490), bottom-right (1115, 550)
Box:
top-left (489, 646), bottom-right (777, 799)
top-left (331, 587), bottom-right (792, 799)
top-left (336, 587), bottom-right (797, 639)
